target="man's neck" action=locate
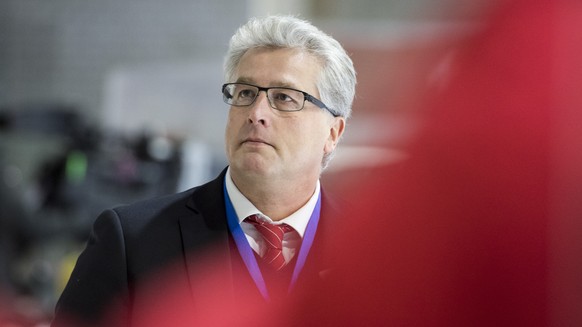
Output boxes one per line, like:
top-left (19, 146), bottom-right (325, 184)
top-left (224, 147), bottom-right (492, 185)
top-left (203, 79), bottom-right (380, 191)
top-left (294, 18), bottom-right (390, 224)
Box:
top-left (230, 170), bottom-right (318, 221)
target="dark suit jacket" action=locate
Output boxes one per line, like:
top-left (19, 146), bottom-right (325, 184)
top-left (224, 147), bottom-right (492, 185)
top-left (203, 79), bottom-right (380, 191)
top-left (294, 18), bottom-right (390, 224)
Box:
top-left (52, 168), bottom-right (342, 326)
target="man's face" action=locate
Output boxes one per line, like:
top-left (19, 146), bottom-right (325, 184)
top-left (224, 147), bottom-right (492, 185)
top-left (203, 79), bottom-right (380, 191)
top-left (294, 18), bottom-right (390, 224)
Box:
top-left (225, 47), bottom-right (345, 183)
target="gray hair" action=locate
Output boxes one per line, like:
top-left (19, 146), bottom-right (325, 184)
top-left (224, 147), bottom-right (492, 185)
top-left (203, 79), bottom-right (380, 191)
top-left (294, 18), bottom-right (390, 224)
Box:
top-left (224, 15), bottom-right (356, 120)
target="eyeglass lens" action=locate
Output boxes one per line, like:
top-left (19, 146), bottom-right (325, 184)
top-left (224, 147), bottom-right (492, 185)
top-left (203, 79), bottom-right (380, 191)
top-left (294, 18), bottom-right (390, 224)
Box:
top-left (223, 84), bottom-right (305, 111)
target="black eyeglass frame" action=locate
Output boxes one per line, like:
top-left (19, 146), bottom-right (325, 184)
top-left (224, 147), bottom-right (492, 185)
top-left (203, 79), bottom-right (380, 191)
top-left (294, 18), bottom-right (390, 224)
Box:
top-left (222, 82), bottom-right (340, 117)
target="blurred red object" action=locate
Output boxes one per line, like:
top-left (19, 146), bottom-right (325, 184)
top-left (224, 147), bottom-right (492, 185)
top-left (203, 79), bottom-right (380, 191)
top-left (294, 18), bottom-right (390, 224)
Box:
top-left (280, 1), bottom-right (582, 326)
top-left (102, 1), bottom-right (582, 326)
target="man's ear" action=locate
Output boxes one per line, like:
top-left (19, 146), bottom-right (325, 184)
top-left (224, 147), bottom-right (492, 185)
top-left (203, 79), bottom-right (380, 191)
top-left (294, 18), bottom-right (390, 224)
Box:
top-left (324, 117), bottom-right (345, 154)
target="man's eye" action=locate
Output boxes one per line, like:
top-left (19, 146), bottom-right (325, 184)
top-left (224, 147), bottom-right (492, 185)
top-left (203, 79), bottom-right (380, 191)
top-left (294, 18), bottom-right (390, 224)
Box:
top-left (239, 89), bottom-right (256, 98)
top-left (273, 92), bottom-right (294, 102)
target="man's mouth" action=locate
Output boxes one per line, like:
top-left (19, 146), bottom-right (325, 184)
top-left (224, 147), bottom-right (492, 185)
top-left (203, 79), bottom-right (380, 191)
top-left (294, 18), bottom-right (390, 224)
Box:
top-left (242, 138), bottom-right (272, 147)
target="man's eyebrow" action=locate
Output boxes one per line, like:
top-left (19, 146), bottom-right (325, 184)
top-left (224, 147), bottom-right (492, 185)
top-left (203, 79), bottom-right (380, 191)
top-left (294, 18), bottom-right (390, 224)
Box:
top-left (235, 77), bottom-right (255, 84)
top-left (272, 81), bottom-right (297, 89)
top-left (235, 77), bottom-right (298, 89)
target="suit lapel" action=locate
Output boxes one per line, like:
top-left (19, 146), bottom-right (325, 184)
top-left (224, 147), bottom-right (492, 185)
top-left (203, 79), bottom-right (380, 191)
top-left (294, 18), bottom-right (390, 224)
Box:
top-left (296, 189), bottom-right (344, 285)
top-left (178, 168), bottom-right (235, 302)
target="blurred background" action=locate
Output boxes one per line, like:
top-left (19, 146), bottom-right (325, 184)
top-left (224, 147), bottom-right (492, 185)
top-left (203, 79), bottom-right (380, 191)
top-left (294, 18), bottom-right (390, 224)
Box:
top-left (0, 0), bottom-right (492, 325)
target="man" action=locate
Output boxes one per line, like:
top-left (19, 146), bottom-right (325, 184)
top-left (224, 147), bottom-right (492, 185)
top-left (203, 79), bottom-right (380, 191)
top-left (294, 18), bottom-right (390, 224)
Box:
top-left (52, 15), bottom-right (356, 326)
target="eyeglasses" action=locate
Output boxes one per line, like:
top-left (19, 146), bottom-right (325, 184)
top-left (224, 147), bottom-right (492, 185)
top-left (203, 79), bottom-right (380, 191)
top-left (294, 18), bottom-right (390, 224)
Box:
top-left (221, 83), bottom-right (339, 117)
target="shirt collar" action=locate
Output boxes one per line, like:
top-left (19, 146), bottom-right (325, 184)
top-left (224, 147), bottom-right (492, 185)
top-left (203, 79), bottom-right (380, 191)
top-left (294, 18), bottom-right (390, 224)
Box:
top-left (225, 167), bottom-right (320, 238)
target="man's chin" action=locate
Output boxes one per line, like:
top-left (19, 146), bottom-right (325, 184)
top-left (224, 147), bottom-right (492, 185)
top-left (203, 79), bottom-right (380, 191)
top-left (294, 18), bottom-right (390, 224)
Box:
top-left (231, 158), bottom-right (276, 178)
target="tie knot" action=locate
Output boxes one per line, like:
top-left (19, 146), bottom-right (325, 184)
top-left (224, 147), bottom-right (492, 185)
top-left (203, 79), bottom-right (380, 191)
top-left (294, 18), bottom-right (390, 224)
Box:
top-left (246, 215), bottom-right (294, 250)
top-left (245, 215), bottom-right (296, 271)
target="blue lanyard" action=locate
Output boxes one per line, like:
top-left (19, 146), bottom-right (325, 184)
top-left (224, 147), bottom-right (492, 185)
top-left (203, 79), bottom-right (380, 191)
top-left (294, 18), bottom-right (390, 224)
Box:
top-left (223, 181), bottom-right (321, 301)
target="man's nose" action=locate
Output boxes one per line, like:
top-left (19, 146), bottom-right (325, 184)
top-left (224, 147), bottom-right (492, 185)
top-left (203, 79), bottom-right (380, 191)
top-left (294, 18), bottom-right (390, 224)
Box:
top-left (247, 91), bottom-right (272, 125)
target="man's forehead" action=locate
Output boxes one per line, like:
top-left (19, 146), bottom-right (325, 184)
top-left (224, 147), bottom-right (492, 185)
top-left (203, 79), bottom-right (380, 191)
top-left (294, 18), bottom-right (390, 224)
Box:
top-left (233, 49), bottom-right (322, 93)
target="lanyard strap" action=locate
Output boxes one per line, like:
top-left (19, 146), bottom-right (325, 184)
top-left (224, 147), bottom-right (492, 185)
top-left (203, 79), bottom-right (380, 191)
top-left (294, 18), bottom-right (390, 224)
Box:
top-left (223, 181), bottom-right (321, 301)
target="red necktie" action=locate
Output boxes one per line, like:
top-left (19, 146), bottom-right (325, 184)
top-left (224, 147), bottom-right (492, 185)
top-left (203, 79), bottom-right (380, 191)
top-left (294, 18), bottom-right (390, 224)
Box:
top-left (246, 214), bottom-right (294, 271)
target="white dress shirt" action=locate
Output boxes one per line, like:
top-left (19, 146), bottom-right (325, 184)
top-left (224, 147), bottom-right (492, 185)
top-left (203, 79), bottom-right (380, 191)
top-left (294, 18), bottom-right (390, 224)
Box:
top-left (225, 167), bottom-right (320, 263)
